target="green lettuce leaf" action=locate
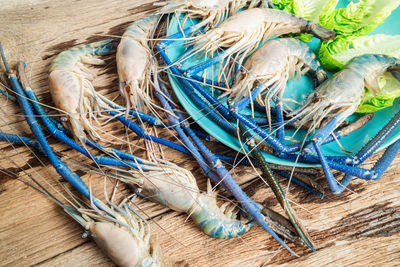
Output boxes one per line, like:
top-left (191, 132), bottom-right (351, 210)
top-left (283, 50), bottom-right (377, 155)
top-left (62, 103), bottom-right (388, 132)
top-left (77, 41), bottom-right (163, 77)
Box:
top-left (358, 73), bottom-right (400, 113)
top-left (320, 0), bottom-right (400, 37)
top-left (319, 34), bottom-right (400, 71)
top-left (292, 0), bottom-right (338, 23)
top-left (318, 34), bottom-right (400, 112)
top-left (272, 0), bottom-right (294, 12)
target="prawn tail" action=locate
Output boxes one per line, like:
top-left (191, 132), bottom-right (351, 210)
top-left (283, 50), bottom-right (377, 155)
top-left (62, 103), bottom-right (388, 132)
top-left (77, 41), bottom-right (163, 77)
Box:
top-left (189, 180), bottom-right (255, 238)
top-left (308, 23), bottom-right (335, 41)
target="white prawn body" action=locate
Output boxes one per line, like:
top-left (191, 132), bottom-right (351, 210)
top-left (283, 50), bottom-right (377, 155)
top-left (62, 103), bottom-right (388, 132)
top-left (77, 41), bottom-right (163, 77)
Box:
top-left (116, 14), bottom-right (159, 112)
top-left (125, 162), bottom-right (255, 238)
top-left (49, 40), bottom-right (115, 142)
top-left (81, 208), bottom-right (167, 267)
top-left (229, 38), bottom-right (327, 107)
top-left (191, 8), bottom-right (334, 65)
top-left (290, 54), bottom-right (400, 132)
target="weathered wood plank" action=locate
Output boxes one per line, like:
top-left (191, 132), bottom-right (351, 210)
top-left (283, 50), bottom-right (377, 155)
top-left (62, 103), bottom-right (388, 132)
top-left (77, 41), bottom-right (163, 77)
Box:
top-left (0, 1), bottom-right (399, 266)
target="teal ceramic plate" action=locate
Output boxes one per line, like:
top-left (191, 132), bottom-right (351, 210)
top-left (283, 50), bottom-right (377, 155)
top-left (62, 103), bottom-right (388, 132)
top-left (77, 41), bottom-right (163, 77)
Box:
top-left (166, 2), bottom-right (400, 167)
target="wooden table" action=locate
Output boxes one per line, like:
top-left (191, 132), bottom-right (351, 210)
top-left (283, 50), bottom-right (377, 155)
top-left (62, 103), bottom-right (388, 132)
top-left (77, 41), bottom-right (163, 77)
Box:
top-left (0, 1), bottom-right (399, 266)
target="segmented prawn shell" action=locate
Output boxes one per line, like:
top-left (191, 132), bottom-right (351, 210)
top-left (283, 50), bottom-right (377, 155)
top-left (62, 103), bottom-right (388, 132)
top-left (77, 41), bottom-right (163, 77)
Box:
top-left (65, 201), bottom-right (168, 267)
top-left (127, 163), bottom-right (254, 238)
top-left (289, 54), bottom-right (400, 132)
top-left (230, 38), bottom-right (327, 105)
top-left (116, 14), bottom-right (159, 112)
top-left (89, 218), bottom-right (167, 267)
top-left (49, 40), bottom-right (115, 142)
top-left (191, 8), bottom-right (334, 64)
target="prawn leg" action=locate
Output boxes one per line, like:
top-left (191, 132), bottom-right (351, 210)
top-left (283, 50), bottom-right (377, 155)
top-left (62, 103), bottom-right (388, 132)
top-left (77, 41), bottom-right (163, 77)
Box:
top-left (181, 117), bottom-right (299, 256)
top-left (337, 139), bottom-right (400, 194)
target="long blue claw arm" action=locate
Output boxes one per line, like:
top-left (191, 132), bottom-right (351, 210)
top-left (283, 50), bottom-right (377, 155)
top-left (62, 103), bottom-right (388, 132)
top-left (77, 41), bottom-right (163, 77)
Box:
top-left (372, 138), bottom-right (400, 180)
top-left (238, 122), bottom-right (316, 251)
top-left (0, 132), bottom-right (43, 152)
top-left (303, 112), bottom-right (346, 155)
top-left (154, 81), bottom-right (225, 188)
top-left (312, 141), bottom-right (341, 194)
top-left (1, 61), bottom-right (102, 208)
top-left (275, 103), bottom-right (286, 144)
top-left (182, 119), bottom-right (299, 256)
top-left (334, 111), bottom-right (400, 193)
top-left (157, 44), bottom-right (237, 135)
top-left (354, 111), bottom-right (400, 165)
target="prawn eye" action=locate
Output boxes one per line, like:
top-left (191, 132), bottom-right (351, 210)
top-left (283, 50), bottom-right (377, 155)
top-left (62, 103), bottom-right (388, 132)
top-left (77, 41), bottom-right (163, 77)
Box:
top-left (60, 116), bottom-right (68, 122)
top-left (81, 231), bottom-right (89, 239)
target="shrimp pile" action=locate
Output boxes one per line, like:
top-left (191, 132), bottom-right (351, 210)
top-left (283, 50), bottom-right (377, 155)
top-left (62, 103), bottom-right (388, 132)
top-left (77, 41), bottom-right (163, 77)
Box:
top-left (2, 1), bottom-right (400, 266)
top-left (189, 8), bottom-right (334, 67)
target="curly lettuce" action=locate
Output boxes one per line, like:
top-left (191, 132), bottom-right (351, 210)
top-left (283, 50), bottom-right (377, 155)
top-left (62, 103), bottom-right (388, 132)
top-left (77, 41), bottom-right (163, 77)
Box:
top-left (319, 0), bottom-right (400, 37)
top-left (272, 0), bottom-right (294, 12)
top-left (292, 0), bottom-right (338, 23)
top-left (319, 34), bottom-right (400, 71)
top-left (273, 0), bottom-right (399, 38)
top-left (317, 34), bottom-right (400, 113)
top-left (272, 0), bottom-right (400, 112)
top-left (358, 73), bottom-right (400, 113)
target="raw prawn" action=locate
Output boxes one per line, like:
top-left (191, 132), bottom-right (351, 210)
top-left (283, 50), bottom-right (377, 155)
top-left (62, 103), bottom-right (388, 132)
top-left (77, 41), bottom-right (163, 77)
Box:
top-left (289, 54), bottom-right (400, 134)
top-left (184, 7), bottom-right (334, 75)
top-left (116, 14), bottom-right (160, 112)
top-left (121, 163), bottom-right (255, 238)
top-left (49, 40), bottom-right (115, 143)
top-left (228, 38), bottom-right (327, 122)
top-left (287, 54), bottom-right (400, 193)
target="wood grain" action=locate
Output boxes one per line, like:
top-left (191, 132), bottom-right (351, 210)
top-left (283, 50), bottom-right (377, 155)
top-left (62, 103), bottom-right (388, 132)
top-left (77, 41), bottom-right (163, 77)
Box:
top-left (0, 1), bottom-right (399, 266)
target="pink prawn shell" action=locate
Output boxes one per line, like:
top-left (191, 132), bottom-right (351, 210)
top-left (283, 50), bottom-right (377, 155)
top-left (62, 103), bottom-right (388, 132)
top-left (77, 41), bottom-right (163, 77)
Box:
top-left (90, 222), bottom-right (140, 267)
